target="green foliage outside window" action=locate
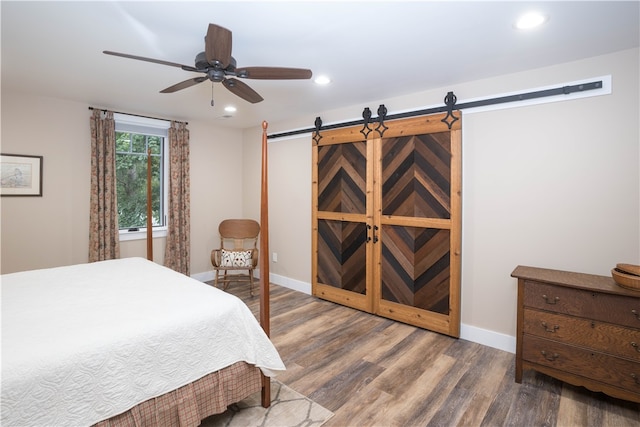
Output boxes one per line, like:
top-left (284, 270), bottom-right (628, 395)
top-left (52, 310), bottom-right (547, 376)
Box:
top-left (115, 132), bottom-right (163, 229)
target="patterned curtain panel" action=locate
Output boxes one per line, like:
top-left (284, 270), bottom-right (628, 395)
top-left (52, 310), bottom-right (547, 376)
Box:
top-left (163, 121), bottom-right (191, 275)
top-left (89, 109), bottom-right (120, 262)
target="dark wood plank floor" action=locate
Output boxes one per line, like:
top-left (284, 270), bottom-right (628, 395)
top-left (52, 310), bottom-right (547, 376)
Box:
top-left (213, 281), bottom-right (640, 426)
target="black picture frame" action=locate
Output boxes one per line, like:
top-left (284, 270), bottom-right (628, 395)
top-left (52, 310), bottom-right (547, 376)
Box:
top-left (0, 153), bottom-right (43, 197)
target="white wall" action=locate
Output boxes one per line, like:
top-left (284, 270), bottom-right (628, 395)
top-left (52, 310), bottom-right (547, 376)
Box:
top-left (0, 93), bottom-right (246, 275)
top-left (188, 121), bottom-right (246, 275)
top-left (1, 95), bottom-right (91, 272)
top-left (243, 48), bottom-right (640, 352)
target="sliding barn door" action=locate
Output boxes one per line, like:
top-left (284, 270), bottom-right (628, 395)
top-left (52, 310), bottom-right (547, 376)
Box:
top-left (312, 130), bottom-right (373, 312)
top-left (374, 116), bottom-right (461, 336)
top-left (312, 113), bottom-right (461, 337)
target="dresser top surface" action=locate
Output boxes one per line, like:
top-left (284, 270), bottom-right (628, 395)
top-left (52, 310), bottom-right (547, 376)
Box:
top-left (511, 265), bottom-right (640, 298)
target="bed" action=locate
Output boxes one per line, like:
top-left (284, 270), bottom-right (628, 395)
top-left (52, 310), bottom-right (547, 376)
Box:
top-left (1, 257), bottom-right (284, 426)
top-left (2, 124), bottom-right (280, 426)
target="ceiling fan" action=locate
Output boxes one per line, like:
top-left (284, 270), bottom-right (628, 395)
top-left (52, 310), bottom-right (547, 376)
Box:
top-left (104, 23), bottom-right (312, 104)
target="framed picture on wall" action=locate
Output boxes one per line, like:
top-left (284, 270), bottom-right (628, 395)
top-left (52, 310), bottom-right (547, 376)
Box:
top-left (0, 154), bottom-right (43, 197)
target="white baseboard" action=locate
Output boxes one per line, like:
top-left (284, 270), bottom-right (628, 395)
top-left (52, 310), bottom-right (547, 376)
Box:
top-left (460, 323), bottom-right (516, 354)
top-left (268, 272), bottom-right (312, 294)
top-left (192, 269), bottom-right (514, 353)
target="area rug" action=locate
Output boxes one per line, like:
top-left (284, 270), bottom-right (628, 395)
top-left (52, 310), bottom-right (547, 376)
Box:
top-left (201, 380), bottom-right (334, 427)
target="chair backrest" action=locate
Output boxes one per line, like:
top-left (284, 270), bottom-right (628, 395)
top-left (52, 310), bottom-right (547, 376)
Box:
top-left (219, 219), bottom-right (260, 251)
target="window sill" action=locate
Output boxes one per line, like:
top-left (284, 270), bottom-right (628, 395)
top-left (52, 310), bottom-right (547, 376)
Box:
top-left (119, 228), bottom-right (167, 242)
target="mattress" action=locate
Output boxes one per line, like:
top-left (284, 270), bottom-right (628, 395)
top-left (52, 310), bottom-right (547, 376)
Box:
top-left (1, 257), bottom-right (285, 426)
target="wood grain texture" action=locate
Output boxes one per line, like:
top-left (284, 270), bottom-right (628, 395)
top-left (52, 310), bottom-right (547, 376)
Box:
top-left (313, 113), bottom-right (462, 338)
top-left (515, 266), bottom-right (640, 404)
top-left (217, 281), bottom-right (640, 426)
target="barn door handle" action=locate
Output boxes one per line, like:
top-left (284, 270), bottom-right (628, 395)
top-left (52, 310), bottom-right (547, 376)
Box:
top-left (366, 224), bottom-right (372, 243)
top-left (373, 225), bottom-right (379, 243)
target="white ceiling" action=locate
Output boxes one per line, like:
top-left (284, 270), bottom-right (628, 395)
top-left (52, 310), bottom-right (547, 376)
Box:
top-left (2, 1), bottom-right (639, 129)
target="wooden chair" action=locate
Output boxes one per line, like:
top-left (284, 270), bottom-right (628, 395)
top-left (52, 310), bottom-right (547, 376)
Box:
top-left (210, 219), bottom-right (260, 296)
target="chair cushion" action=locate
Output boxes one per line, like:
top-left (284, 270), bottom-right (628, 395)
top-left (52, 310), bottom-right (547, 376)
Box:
top-left (220, 249), bottom-right (253, 267)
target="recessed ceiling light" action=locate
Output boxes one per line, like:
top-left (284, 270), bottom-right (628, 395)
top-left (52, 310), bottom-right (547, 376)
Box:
top-left (224, 105), bottom-right (237, 113)
top-left (314, 75), bottom-right (331, 85)
top-left (514, 12), bottom-right (548, 30)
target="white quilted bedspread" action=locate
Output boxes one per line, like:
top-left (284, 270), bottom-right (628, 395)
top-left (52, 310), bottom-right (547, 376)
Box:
top-left (1, 257), bottom-right (285, 427)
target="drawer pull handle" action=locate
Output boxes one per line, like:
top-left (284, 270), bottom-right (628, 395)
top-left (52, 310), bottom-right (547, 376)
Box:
top-left (541, 322), bottom-right (559, 333)
top-left (541, 350), bottom-right (559, 361)
top-left (633, 310), bottom-right (640, 321)
top-left (632, 373), bottom-right (640, 386)
top-left (632, 342), bottom-right (640, 353)
top-left (542, 294), bottom-right (559, 305)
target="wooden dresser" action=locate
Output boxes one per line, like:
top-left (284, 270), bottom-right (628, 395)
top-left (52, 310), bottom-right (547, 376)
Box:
top-left (512, 265), bottom-right (640, 403)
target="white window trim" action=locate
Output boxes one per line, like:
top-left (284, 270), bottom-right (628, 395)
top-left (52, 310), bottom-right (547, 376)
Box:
top-left (115, 113), bottom-right (170, 242)
top-left (119, 227), bottom-right (168, 241)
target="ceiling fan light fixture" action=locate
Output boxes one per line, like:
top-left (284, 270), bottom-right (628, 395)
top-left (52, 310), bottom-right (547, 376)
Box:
top-left (314, 75), bottom-right (331, 85)
top-left (514, 12), bottom-right (548, 30)
top-left (224, 106), bottom-right (237, 113)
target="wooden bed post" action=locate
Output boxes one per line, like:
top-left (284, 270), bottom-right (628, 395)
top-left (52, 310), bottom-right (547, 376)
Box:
top-left (146, 147), bottom-right (153, 261)
top-left (259, 121), bottom-right (271, 407)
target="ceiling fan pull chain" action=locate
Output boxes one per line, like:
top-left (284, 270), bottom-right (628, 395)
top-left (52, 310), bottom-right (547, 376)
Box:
top-left (211, 82), bottom-right (215, 107)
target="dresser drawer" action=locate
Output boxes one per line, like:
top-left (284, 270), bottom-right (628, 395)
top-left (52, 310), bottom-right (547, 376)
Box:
top-left (523, 335), bottom-right (640, 394)
top-left (523, 280), bottom-right (640, 329)
top-left (523, 308), bottom-right (640, 361)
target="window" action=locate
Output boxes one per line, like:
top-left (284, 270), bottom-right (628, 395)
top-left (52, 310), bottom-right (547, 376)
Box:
top-left (114, 114), bottom-right (169, 240)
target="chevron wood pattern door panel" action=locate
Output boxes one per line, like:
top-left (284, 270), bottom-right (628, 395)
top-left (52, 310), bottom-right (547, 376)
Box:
top-left (381, 132), bottom-right (452, 219)
top-left (381, 225), bottom-right (450, 314)
top-left (313, 112), bottom-right (461, 335)
top-left (316, 220), bottom-right (367, 294)
top-left (317, 143), bottom-right (366, 214)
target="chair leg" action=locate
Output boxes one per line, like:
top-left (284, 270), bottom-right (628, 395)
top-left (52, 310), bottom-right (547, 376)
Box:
top-left (248, 269), bottom-right (254, 296)
top-left (214, 270), bottom-right (219, 288)
top-left (222, 270), bottom-right (229, 290)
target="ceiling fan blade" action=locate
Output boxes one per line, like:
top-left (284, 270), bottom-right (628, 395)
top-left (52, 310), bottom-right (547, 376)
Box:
top-left (236, 66), bottom-right (313, 80)
top-left (222, 78), bottom-right (264, 103)
top-left (205, 23), bottom-right (232, 68)
top-left (160, 77), bottom-right (208, 93)
top-left (103, 51), bottom-right (198, 72)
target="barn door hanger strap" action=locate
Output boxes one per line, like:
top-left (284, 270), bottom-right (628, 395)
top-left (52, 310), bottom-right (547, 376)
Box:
top-left (315, 93), bottom-right (456, 143)
top-left (441, 91), bottom-right (459, 129)
top-left (313, 116), bottom-right (323, 144)
top-left (310, 94), bottom-right (455, 144)
top-left (360, 104), bottom-right (389, 138)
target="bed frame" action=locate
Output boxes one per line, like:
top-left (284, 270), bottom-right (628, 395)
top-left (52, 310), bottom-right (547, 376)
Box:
top-left (259, 121), bottom-right (272, 407)
top-left (95, 122), bottom-right (273, 426)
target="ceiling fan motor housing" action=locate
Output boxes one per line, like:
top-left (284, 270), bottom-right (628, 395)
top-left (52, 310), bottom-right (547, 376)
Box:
top-left (195, 52), bottom-right (236, 82)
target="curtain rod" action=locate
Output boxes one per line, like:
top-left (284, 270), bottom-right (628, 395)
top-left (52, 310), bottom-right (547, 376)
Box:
top-left (88, 107), bottom-right (188, 125)
top-left (267, 80), bottom-right (603, 139)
